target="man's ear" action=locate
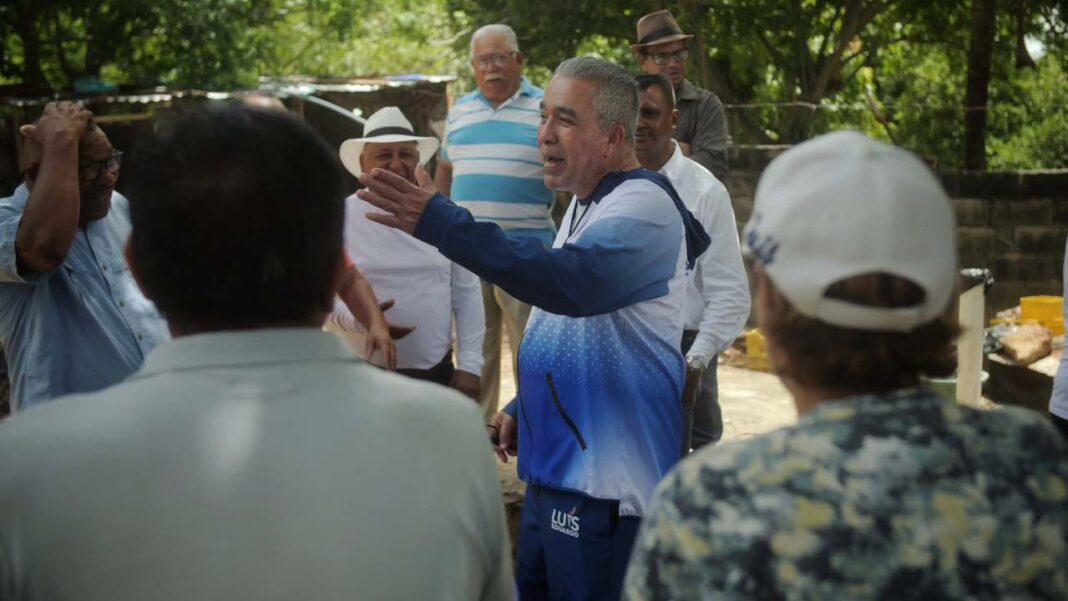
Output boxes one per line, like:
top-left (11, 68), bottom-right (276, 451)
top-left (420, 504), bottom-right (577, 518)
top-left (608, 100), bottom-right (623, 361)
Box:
top-left (514, 51), bottom-right (525, 67)
top-left (124, 240), bottom-right (153, 301)
top-left (670, 108), bottom-right (679, 132)
top-left (605, 123), bottom-right (626, 157)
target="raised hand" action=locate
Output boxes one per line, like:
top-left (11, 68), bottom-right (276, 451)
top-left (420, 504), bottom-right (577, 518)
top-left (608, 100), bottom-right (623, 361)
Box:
top-left (20, 101), bottom-right (93, 147)
top-left (357, 164), bottom-right (437, 234)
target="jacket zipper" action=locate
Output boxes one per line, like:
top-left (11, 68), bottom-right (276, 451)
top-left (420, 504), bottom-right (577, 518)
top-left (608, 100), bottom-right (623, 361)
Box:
top-left (546, 372), bottom-right (587, 450)
top-left (515, 335), bottom-right (534, 441)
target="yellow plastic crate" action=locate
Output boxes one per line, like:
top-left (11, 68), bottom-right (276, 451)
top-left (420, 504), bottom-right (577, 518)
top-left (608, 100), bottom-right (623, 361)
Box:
top-left (745, 329), bottom-right (772, 372)
top-left (1021, 296), bottom-right (1063, 322)
top-left (1046, 317), bottom-right (1065, 336)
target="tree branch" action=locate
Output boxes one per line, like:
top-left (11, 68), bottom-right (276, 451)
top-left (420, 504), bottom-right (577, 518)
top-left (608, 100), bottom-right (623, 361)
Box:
top-left (816, 2), bottom-right (846, 60)
top-left (754, 26), bottom-right (787, 66)
top-left (864, 84), bottom-right (897, 145)
top-left (808, 0), bottom-right (886, 103)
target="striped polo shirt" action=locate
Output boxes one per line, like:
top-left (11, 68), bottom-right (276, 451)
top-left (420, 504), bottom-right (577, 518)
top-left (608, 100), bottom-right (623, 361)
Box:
top-left (441, 77), bottom-right (555, 243)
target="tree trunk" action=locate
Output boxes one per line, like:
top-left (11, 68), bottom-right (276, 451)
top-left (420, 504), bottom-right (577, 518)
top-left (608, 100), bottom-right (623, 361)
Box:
top-left (15, 2), bottom-right (49, 90)
top-left (1014, 0), bottom-right (1036, 69)
top-left (963, 0), bottom-right (997, 170)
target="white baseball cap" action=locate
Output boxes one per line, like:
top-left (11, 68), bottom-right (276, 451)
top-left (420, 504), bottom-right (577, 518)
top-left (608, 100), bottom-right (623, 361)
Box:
top-left (338, 106), bottom-right (439, 177)
top-left (742, 130), bottom-right (958, 332)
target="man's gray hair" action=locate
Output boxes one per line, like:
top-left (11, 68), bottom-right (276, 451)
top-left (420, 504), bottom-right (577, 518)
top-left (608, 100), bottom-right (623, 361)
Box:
top-left (553, 56), bottom-right (638, 145)
top-left (470, 24), bottom-right (520, 55)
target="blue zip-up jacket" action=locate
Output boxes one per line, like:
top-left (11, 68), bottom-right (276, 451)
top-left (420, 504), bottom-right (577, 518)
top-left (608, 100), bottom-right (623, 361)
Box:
top-left (414, 169), bottom-right (710, 515)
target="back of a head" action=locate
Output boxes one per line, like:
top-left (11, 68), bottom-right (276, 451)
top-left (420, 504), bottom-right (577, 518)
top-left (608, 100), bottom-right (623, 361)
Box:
top-left (743, 131), bottom-right (959, 392)
top-left (553, 56), bottom-right (639, 144)
top-left (238, 92), bottom-right (288, 113)
top-left (127, 103), bottom-right (346, 330)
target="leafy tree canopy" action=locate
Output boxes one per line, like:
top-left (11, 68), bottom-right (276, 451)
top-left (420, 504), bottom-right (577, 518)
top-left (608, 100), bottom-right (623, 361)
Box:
top-left (1, 0), bottom-right (1065, 168)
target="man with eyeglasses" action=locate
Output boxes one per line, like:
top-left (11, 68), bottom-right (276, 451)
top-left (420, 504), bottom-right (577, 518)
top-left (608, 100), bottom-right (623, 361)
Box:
top-left (435, 23), bottom-right (556, 422)
top-left (632, 10), bottom-right (730, 182)
top-left (0, 101), bottom-right (167, 411)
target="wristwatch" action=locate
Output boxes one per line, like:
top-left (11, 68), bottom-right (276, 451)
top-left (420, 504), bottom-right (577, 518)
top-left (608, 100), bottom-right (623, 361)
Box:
top-left (686, 355), bottom-right (708, 372)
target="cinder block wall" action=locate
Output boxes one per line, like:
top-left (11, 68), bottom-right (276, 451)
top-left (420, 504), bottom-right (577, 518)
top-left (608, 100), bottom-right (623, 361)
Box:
top-left (726, 146), bottom-right (1067, 316)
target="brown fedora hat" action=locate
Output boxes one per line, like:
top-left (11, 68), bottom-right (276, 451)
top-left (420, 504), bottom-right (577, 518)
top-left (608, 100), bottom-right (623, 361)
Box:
top-left (630, 10), bottom-right (694, 50)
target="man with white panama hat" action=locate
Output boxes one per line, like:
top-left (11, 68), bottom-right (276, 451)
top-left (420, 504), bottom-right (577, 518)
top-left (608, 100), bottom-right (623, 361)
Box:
top-left (330, 106), bottom-right (485, 398)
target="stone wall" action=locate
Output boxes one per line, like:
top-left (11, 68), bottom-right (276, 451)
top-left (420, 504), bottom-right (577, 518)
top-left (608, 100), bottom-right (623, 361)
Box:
top-left (726, 146), bottom-right (1067, 316)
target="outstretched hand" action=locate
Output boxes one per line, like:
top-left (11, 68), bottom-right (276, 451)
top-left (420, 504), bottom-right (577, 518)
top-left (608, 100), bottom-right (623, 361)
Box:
top-left (357, 164), bottom-right (437, 235)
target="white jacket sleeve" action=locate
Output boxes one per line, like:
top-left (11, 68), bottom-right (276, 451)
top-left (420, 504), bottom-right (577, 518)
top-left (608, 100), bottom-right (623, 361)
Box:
top-left (452, 262), bottom-right (486, 375)
top-left (1050, 241), bottom-right (1068, 419)
top-left (686, 185), bottom-right (751, 365)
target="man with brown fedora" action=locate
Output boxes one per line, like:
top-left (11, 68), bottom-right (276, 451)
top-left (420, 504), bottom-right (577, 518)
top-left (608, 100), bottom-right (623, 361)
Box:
top-left (632, 9), bottom-right (730, 182)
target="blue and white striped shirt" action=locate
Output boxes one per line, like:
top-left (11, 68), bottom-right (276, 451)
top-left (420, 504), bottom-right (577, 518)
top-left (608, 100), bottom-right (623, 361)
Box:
top-left (441, 77), bottom-right (555, 243)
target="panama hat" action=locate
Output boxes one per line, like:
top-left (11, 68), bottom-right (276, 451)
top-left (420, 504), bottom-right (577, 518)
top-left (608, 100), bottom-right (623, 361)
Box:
top-left (338, 106), bottom-right (439, 177)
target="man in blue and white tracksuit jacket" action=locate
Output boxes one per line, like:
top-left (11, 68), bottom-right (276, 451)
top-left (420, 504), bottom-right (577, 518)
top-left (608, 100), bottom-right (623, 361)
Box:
top-left (414, 168), bottom-right (706, 600)
top-left (358, 57), bottom-right (710, 600)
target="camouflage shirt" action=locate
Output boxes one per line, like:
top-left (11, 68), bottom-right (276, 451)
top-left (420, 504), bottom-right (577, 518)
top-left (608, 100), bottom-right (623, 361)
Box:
top-left (624, 388), bottom-right (1068, 600)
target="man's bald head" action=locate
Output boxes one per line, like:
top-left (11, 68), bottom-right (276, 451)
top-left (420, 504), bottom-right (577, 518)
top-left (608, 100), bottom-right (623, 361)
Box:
top-left (239, 93), bottom-right (288, 113)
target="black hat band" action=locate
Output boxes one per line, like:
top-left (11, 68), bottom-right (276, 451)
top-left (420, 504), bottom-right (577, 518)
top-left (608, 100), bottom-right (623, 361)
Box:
top-left (364, 126), bottom-right (416, 138)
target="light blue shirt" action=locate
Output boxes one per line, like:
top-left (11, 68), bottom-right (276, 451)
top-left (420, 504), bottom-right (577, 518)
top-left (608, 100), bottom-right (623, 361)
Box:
top-left (441, 77), bottom-right (555, 243)
top-left (0, 184), bottom-right (168, 410)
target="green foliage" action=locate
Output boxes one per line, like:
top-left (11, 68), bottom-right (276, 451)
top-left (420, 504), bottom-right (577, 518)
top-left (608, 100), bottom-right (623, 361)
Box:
top-left (988, 57), bottom-right (1068, 170)
top-left (1, 0), bottom-right (1066, 168)
top-left (450, 0), bottom-right (1066, 167)
top-left (260, 0), bottom-right (471, 80)
top-left (0, 0), bottom-right (469, 89)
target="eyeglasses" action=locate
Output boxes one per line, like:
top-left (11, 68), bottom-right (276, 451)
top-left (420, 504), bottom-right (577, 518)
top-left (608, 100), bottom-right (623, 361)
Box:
top-left (80, 150), bottom-right (123, 182)
top-left (643, 49), bottom-right (689, 65)
top-left (472, 52), bottom-right (517, 70)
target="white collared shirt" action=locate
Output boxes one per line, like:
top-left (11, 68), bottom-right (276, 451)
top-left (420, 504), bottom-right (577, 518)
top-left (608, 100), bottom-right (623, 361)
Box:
top-left (328, 194), bottom-right (484, 373)
top-left (659, 142), bottom-right (751, 365)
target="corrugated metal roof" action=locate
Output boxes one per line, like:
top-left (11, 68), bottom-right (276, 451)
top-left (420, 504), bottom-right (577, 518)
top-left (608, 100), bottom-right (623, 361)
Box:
top-left (1, 75), bottom-right (456, 108)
